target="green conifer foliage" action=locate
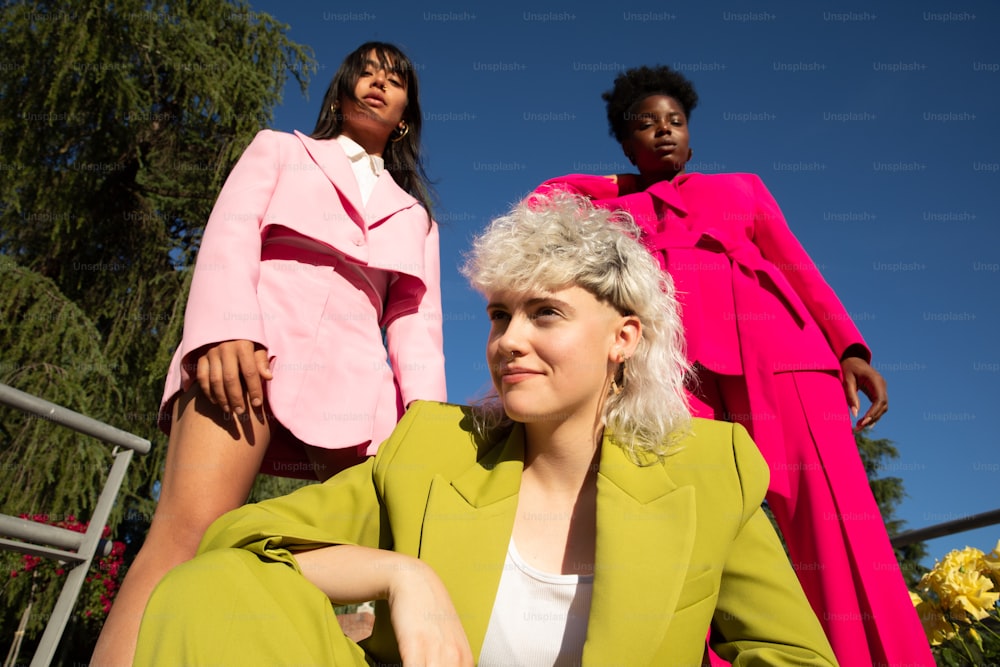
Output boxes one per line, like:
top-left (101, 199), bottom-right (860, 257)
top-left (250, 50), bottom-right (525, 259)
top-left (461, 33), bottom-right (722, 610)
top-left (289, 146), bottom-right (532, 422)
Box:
top-left (0, 1), bottom-right (314, 658)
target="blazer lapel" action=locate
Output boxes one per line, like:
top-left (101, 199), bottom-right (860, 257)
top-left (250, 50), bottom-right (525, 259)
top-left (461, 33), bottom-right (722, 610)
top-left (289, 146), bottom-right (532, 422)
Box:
top-left (416, 428), bottom-right (525, 659)
top-left (583, 440), bottom-right (697, 666)
top-left (646, 176), bottom-right (690, 217)
top-left (292, 131), bottom-right (367, 222)
top-left (293, 131), bottom-right (419, 229)
top-left (365, 171), bottom-right (420, 228)
top-left (416, 429), bottom-right (698, 665)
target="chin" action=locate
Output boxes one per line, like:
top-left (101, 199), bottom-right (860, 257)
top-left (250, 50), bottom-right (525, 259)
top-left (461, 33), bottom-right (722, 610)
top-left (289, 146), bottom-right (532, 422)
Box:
top-left (502, 402), bottom-right (571, 425)
top-left (500, 398), bottom-right (539, 423)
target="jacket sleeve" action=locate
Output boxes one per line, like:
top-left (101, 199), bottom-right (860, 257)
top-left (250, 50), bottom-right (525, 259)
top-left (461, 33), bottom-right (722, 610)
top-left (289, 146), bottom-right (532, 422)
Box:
top-left (194, 401), bottom-right (446, 572)
top-left (385, 217), bottom-right (447, 406)
top-left (196, 457), bottom-right (385, 573)
top-left (710, 424), bottom-right (839, 666)
top-left (532, 173), bottom-right (621, 200)
top-left (748, 174), bottom-right (870, 363)
top-left (176, 130), bottom-right (282, 379)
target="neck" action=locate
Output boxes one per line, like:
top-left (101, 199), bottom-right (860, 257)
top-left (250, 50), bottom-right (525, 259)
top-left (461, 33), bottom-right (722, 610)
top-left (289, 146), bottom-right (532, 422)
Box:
top-left (522, 419), bottom-right (603, 493)
top-left (637, 166), bottom-right (684, 190)
top-left (338, 127), bottom-right (390, 158)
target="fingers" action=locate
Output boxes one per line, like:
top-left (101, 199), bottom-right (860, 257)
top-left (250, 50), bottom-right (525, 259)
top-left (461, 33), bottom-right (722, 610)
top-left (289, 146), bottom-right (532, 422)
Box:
top-left (398, 627), bottom-right (473, 666)
top-left (196, 353), bottom-right (213, 403)
top-left (856, 379), bottom-right (889, 430)
top-left (194, 341), bottom-right (271, 416)
top-left (857, 403), bottom-right (886, 430)
top-left (842, 370), bottom-right (860, 420)
top-left (217, 343), bottom-right (247, 414)
top-left (389, 560), bottom-right (474, 667)
top-left (841, 358), bottom-right (889, 430)
top-left (234, 343), bottom-right (264, 414)
top-left (399, 634), bottom-right (473, 667)
top-left (255, 347), bottom-right (274, 382)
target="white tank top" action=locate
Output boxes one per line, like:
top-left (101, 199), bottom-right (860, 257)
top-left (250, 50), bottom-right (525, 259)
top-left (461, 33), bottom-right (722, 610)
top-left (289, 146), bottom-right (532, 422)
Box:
top-left (479, 540), bottom-right (594, 666)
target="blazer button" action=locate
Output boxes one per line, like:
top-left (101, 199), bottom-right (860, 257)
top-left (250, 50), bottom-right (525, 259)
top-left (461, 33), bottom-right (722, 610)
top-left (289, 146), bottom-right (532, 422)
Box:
top-left (353, 238), bottom-right (364, 246)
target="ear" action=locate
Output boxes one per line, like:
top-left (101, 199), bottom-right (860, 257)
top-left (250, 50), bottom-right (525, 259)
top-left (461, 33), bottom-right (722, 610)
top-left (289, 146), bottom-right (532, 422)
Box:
top-left (620, 141), bottom-right (636, 165)
top-left (611, 314), bottom-right (642, 362)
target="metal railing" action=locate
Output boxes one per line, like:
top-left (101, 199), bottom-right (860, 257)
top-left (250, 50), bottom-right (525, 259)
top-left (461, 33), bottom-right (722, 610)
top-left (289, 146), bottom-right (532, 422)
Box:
top-left (0, 383), bottom-right (150, 667)
top-left (890, 508), bottom-right (1000, 548)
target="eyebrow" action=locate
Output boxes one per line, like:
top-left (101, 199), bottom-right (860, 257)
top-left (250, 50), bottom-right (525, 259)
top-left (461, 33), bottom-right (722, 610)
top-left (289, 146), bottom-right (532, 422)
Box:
top-left (636, 111), bottom-right (684, 120)
top-left (486, 296), bottom-right (573, 311)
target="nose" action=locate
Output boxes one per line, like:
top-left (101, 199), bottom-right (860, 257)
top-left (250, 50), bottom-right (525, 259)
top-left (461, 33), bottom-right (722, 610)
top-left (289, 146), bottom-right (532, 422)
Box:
top-left (372, 69), bottom-right (387, 90)
top-left (493, 314), bottom-right (528, 361)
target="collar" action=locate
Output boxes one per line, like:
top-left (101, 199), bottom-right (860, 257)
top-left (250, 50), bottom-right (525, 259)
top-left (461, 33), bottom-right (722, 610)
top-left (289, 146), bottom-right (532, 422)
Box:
top-left (335, 133), bottom-right (385, 176)
top-left (420, 425), bottom-right (695, 664)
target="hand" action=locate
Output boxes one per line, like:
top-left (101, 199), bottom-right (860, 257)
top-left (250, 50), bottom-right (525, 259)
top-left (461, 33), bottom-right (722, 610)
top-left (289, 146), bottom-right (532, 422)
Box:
top-left (387, 558), bottom-right (473, 667)
top-left (295, 545), bottom-right (472, 665)
top-left (840, 356), bottom-right (888, 431)
top-left (195, 339), bottom-right (272, 416)
top-left (604, 173), bottom-right (638, 194)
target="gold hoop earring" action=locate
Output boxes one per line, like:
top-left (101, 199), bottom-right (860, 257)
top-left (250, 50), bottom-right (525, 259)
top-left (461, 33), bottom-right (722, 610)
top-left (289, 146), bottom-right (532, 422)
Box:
top-left (611, 357), bottom-right (627, 396)
top-left (390, 121), bottom-right (409, 143)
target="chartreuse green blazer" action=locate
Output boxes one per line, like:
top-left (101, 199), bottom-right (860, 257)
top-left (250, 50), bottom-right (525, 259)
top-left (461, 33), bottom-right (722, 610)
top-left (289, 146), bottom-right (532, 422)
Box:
top-left (136, 401), bottom-right (837, 666)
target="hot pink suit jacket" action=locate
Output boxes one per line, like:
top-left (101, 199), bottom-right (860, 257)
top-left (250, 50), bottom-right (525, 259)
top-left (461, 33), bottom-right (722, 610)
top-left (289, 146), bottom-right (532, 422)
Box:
top-left (161, 130), bottom-right (446, 458)
top-left (538, 173), bottom-right (868, 495)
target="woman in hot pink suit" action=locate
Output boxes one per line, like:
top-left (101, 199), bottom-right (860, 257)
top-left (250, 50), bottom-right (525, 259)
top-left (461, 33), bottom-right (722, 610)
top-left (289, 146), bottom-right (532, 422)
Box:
top-left (537, 66), bottom-right (932, 666)
top-left (93, 42), bottom-right (446, 666)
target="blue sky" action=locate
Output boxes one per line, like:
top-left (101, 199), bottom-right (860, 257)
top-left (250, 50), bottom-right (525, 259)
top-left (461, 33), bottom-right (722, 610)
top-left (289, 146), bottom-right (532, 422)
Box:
top-left (247, 0), bottom-right (999, 567)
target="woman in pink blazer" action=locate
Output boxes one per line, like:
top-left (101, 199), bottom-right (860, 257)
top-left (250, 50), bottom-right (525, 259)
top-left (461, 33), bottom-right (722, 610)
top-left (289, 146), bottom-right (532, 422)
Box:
top-left (92, 42), bottom-right (446, 666)
top-left (537, 66), bottom-right (932, 666)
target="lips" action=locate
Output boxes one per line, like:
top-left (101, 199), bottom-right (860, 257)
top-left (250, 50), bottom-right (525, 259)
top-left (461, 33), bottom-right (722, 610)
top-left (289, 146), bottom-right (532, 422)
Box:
top-left (363, 91), bottom-right (387, 107)
top-left (499, 366), bottom-right (542, 383)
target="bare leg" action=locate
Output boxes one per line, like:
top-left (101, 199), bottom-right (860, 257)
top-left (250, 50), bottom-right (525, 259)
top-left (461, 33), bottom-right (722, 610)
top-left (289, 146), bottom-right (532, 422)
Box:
top-left (91, 385), bottom-right (273, 667)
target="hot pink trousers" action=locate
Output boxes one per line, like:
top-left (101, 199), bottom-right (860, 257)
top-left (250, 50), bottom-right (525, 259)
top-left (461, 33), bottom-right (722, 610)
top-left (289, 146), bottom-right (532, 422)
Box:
top-left (696, 370), bottom-right (933, 666)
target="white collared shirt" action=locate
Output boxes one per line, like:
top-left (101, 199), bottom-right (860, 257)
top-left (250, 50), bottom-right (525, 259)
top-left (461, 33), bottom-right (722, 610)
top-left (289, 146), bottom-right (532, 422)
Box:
top-left (335, 134), bottom-right (385, 206)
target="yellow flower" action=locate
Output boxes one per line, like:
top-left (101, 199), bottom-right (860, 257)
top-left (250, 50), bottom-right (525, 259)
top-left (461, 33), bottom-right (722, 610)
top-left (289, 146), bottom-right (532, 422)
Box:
top-left (943, 568), bottom-right (999, 622)
top-left (913, 598), bottom-right (957, 646)
top-left (984, 539), bottom-right (1000, 585)
top-left (919, 545), bottom-right (1000, 623)
top-left (922, 548), bottom-right (976, 596)
top-left (917, 540), bottom-right (1000, 656)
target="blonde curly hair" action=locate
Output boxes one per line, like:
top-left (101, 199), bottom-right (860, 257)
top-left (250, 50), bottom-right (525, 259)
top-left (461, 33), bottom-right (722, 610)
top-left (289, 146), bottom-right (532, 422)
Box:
top-left (461, 191), bottom-right (690, 459)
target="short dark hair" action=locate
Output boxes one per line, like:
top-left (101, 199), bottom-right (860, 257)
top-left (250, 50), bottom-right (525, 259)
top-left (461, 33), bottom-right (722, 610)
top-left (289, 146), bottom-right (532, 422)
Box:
top-left (603, 66), bottom-right (699, 142)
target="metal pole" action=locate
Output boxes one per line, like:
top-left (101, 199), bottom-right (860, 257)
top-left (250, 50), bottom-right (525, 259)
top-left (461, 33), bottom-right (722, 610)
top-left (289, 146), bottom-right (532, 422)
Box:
top-left (0, 383), bottom-right (150, 454)
top-left (891, 508), bottom-right (1000, 548)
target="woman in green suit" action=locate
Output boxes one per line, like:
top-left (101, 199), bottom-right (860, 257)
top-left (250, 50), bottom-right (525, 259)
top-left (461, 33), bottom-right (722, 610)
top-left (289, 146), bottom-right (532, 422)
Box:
top-left (135, 193), bottom-right (837, 666)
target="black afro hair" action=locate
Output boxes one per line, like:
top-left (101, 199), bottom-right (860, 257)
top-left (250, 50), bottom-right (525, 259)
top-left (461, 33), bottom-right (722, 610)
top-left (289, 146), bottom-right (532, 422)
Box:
top-left (602, 65), bottom-right (699, 142)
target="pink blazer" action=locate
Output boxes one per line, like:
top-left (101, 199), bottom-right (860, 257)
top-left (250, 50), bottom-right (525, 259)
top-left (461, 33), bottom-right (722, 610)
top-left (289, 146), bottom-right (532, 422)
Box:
top-left (161, 130), bottom-right (446, 459)
top-left (537, 173), bottom-right (868, 493)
